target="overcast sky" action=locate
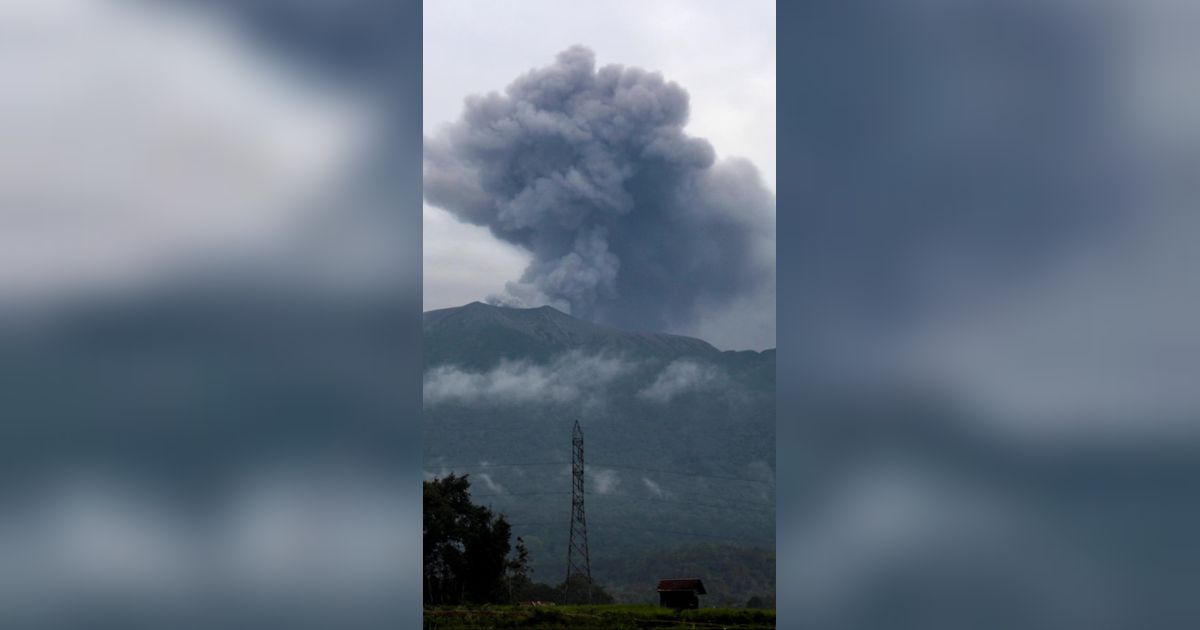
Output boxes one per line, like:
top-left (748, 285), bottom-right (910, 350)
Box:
top-left (421, 0), bottom-right (776, 333)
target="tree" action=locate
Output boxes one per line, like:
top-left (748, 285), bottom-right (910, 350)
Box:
top-left (423, 474), bottom-right (515, 604)
top-left (423, 474), bottom-right (619, 606)
top-left (504, 536), bottom-right (532, 603)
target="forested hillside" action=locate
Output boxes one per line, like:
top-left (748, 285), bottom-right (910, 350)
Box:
top-left (423, 302), bottom-right (775, 603)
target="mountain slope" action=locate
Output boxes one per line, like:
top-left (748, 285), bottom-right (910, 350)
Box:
top-left (422, 302), bottom-right (775, 603)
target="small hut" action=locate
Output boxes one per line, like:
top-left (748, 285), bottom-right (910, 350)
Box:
top-left (657, 578), bottom-right (706, 609)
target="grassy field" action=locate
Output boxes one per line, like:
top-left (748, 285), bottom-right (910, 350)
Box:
top-left (424, 604), bottom-right (775, 629)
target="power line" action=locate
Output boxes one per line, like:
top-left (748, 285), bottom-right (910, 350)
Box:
top-left (590, 523), bottom-right (773, 547)
top-left (427, 460), bottom-right (774, 485)
top-left (472, 489), bottom-right (773, 512)
top-left (590, 462), bottom-right (774, 485)
top-left (506, 521), bottom-right (772, 547)
top-left (474, 491), bottom-right (570, 498)
top-left (659, 489), bottom-right (776, 508)
top-left (426, 461), bottom-right (566, 469)
top-left (588, 492), bottom-right (775, 513)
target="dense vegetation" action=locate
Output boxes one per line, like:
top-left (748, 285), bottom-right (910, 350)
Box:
top-left (424, 473), bottom-right (615, 606)
top-left (423, 605), bottom-right (776, 629)
top-left (422, 604), bottom-right (777, 628)
top-left (424, 474), bottom-right (520, 604)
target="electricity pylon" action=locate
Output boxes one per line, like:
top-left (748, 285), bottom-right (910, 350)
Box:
top-left (564, 420), bottom-right (592, 603)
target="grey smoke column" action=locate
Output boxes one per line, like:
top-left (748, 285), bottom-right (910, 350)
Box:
top-left (425, 46), bottom-right (774, 341)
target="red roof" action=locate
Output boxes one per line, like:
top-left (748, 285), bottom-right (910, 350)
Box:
top-left (657, 578), bottom-right (707, 594)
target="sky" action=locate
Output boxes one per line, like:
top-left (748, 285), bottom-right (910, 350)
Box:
top-left (422, 0), bottom-right (776, 350)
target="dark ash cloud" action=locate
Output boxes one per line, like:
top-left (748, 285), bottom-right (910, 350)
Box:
top-left (424, 46), bottom-right (774, 346)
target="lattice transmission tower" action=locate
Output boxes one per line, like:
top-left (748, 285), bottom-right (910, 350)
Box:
top-left (564, 420), bottom-right (593, 603)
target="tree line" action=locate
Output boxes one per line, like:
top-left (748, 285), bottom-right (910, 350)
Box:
top-left (423, 473), bottom-right (613, 605)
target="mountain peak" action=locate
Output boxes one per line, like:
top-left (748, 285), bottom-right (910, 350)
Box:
top-left (423, 301), bottom-right (721, 368)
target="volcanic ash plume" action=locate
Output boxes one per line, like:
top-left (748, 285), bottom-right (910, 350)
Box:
top-left (424, 46), bottom-right (774, 346)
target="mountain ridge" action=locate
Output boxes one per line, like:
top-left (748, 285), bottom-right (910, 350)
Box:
top-left (424, 301), bottom-right (772, 368)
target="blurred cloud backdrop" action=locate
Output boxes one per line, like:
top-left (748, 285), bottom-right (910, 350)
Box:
top-left (0, 0), bottom-right (422, 627)
top-left (781, 1), bottom-right (1200, 629)
top-left (6, 0), bottom-right (1200, 628)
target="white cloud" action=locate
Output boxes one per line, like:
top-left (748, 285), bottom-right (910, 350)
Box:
top-left (477, 473), bottom-right (504, 495)
top-left (423, 351), bottom-right (634, 407)
top-left (588, 467), bottom-right (620, 495)
top-left (638, 359), bottom-right (724, 403)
